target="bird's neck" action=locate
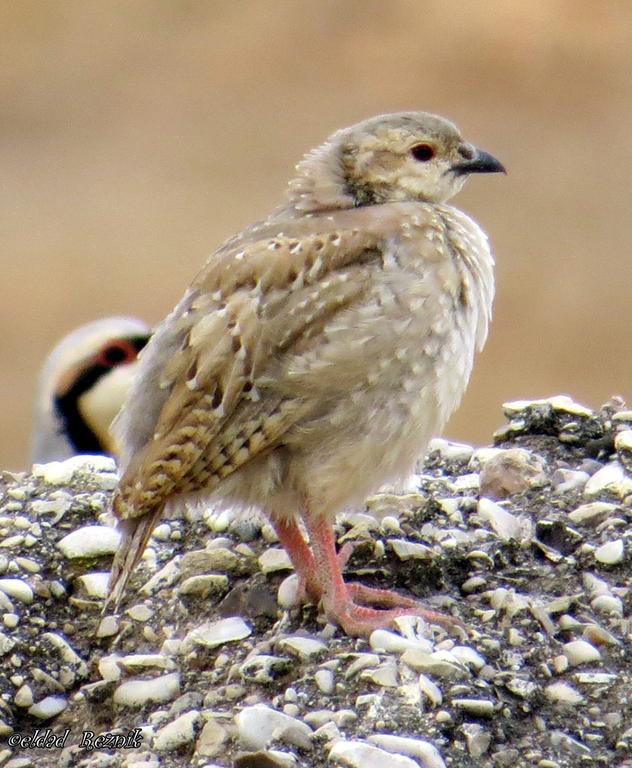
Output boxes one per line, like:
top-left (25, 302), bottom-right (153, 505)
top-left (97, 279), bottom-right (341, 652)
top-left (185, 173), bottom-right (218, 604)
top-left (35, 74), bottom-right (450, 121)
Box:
top-left (285, 140), bottom-right (355, 213)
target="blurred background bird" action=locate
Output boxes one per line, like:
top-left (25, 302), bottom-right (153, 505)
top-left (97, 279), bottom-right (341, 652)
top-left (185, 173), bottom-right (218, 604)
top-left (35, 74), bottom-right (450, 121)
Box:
top-left (31, 317), bottom-right (150, 464)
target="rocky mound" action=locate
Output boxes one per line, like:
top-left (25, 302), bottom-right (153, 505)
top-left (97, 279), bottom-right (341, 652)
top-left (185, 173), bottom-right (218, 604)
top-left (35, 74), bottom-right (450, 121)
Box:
top-left (0, 396), bottom-right (631, 768)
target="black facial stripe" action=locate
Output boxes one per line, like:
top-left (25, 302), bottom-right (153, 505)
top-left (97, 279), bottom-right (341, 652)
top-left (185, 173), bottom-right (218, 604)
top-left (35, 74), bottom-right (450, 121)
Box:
top-left (54, 362), bottom-right (112, 453)
top-left (53, 333), bottom-right (149, 454)
top-left (129, 335), bottom-right (150, 352)
top-left (54, 406), bottom-right (103, 453)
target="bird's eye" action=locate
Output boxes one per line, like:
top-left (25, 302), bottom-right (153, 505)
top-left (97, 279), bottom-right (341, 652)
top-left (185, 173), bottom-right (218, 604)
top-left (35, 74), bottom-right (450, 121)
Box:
top-left (97, 340), bottom-right (138, 367)
top-left (410, 143), bottom-right (435, 162)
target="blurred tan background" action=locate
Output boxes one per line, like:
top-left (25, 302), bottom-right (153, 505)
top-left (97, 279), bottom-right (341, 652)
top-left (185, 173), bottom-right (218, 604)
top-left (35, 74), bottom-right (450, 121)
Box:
top-left (2, 0), bottom-right (631, 469)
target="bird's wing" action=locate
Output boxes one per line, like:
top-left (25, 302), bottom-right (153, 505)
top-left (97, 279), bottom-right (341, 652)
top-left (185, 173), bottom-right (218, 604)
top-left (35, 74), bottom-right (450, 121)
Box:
top-left (106, 203), bottom-right (452, 606)
top-left (112, 212), bottom-right (394, 522)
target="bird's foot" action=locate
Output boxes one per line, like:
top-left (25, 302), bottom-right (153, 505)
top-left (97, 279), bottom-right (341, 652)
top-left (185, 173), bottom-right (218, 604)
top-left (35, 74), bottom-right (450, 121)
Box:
top-left (323, 581), bottom-right (464, 637)
top-left (294, 540), bottom-right (357, 603)
top-left (299, 513), bottom-right (464, 637)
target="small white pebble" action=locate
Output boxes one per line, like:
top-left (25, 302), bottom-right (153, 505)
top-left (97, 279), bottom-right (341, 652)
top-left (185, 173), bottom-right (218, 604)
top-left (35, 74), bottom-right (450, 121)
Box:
top-left (545, 681), bottom-right (584, 705)
top-left (258, 548), bottom-right (292, 573)
top-left (401, 649), bottom-right (467, 679)
top-left (57, 525), bottom-right (120, 558)
top-left (388, 539), bottom-right (433, 561)
top-left (14, 685), bottom-right (34, 708)
top-left (478, 498), bottom-right (522, 541)
top-left (508, 627), bottom-right (525, 646)
top-left (113, 673), bottom-right (180, 707)
top-left (590, 594), bottom-right (623, 616)
top-left (361, 662), bottom-right (398, 688)
top-left (315, 669), bottom-right (335, 694)
top-left (278, 636), bottom-right (327, 661)
top-left (153, 710), bottom-right (201, 752)
top-left (369, 629), bottom-right (432, 654)
top-left (332, 709), bottom-right (358, 728)
top-left (329, 740), bottom-right (420, 768)
top-left (260, 522), bottom-right (279, 542)
top-left (28, 695), bottom-right (67, 719)
top-left (594, 539), bottom-right (624, 565)
top-left (235, 703), bottom-right (312, 751)
top-left (398, 682), bottom-right (422, 706)
top-left (368, 734), bottom-right (447, 768)
top-left (152, 524), bottom-right (171, 541)
top-left (417, 674), bottom-right (443, 706)
top-left (98, 656), bottom-right (122, 682)
top-left (503, 396), bottom-right (592, 418)
top-left (0, 535), bottom-right (25, 549)
top-left (461, 576), bottom-right (486, 593)
top-left (428, 438), bottom-right (474, 463)
top-left (127, 604), bottom-right (154, 622)
top-left (380, 516), bottom-right (402, 534)
top-left (451, 473), bottom-right (480, 492)
top-left (574, 672), bottom-right (616, 685)
top-left (563, 640), bottom-right (601, 667)
top-left (470, 447), bottom-right (502, 465)
top-left (451, 646), bottom-right (486, 670)
top-left (77, 572), bottom-right (109, 598)
top-left (96, 616), bottom-right (120, 638)
top-left (180, 616), bottom-right (251, 652)
top-left (585, 462), bottom-right (632, 498)
top-left (553, 469), bottom-right (589, 493)
top-left (462, 723), bottom-right (492, 759)
top-left (277, 574), bottom-right (300, 609)
top-left (204, 508), bottom-right (231, 532)
top-left (615, 429), bottom-right (632, 455)
top-left (452, 698), bottom-right (495, 717)
top-left (14, 557), bottom-right (40, 573)
top-left (0, 579), bottom-right (33, 604)
top-left (583, 572), bottom-right (610, 596)
top-left (568, 502), bottom-right (617, 525)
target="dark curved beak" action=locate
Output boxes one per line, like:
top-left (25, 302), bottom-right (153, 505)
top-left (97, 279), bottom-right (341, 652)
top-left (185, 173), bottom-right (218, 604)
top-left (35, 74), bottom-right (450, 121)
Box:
top-left (452, 148), bottom-right (506, 176)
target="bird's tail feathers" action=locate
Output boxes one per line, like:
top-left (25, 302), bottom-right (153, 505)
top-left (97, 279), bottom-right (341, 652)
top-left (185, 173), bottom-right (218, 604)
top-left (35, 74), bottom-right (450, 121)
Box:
top-left (104, 506), bottom-right (164, 612)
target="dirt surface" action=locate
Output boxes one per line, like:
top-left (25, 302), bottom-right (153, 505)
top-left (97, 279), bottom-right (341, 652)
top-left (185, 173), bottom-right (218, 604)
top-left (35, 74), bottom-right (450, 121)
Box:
top-left (0, 396), bottom-right (630, 767)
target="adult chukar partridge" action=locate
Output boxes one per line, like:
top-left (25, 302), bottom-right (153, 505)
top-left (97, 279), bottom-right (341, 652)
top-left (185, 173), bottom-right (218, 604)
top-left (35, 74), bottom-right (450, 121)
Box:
top-left (32, 317), bottom-right (150, 464)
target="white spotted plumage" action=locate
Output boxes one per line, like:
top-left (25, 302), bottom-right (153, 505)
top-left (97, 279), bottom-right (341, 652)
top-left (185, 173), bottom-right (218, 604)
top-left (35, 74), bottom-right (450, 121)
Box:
top-left (106, 112), bottom-right (503, 637)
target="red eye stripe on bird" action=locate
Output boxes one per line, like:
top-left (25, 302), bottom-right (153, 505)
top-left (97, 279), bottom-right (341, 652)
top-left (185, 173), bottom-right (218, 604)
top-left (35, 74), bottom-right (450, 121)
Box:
top-left (105, 112), bottom-right (504, 637)
top-left (31, 317), bottom-right (151, 464)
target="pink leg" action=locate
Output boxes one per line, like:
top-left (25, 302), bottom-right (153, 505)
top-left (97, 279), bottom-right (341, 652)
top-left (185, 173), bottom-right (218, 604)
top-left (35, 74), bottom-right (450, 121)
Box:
top-left (270, 518), bottom-right (319, 600)
top-left (271, 518), bottom-right (356, 602)
top-left (300, 512), bottom-right (463, 637)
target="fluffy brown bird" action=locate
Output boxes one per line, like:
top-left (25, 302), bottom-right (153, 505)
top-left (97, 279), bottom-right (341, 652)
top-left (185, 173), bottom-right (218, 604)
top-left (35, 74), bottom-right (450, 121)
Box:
top-left (106, 112), bottom-right (504, 636)
top-left (32, 317), bottom-right (150, 464)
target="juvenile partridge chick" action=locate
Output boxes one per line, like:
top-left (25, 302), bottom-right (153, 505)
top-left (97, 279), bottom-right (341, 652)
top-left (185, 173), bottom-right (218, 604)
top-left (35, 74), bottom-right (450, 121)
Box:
top-left (107, 112), bottom-right (504, 636)
top-left (32, 317), bottom-right (150, 463)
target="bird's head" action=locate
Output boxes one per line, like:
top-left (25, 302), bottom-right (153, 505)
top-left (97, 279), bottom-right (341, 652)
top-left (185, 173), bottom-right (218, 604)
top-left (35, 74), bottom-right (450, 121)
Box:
top-left (32, 317), bottom-right (150, 463)
top-left (288, 111), bottom-right (505, 211)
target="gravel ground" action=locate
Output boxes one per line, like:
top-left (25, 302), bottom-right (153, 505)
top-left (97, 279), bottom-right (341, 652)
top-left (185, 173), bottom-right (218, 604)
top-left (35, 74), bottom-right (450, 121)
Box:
top-left (0, 395), bottom-right (631, 768)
